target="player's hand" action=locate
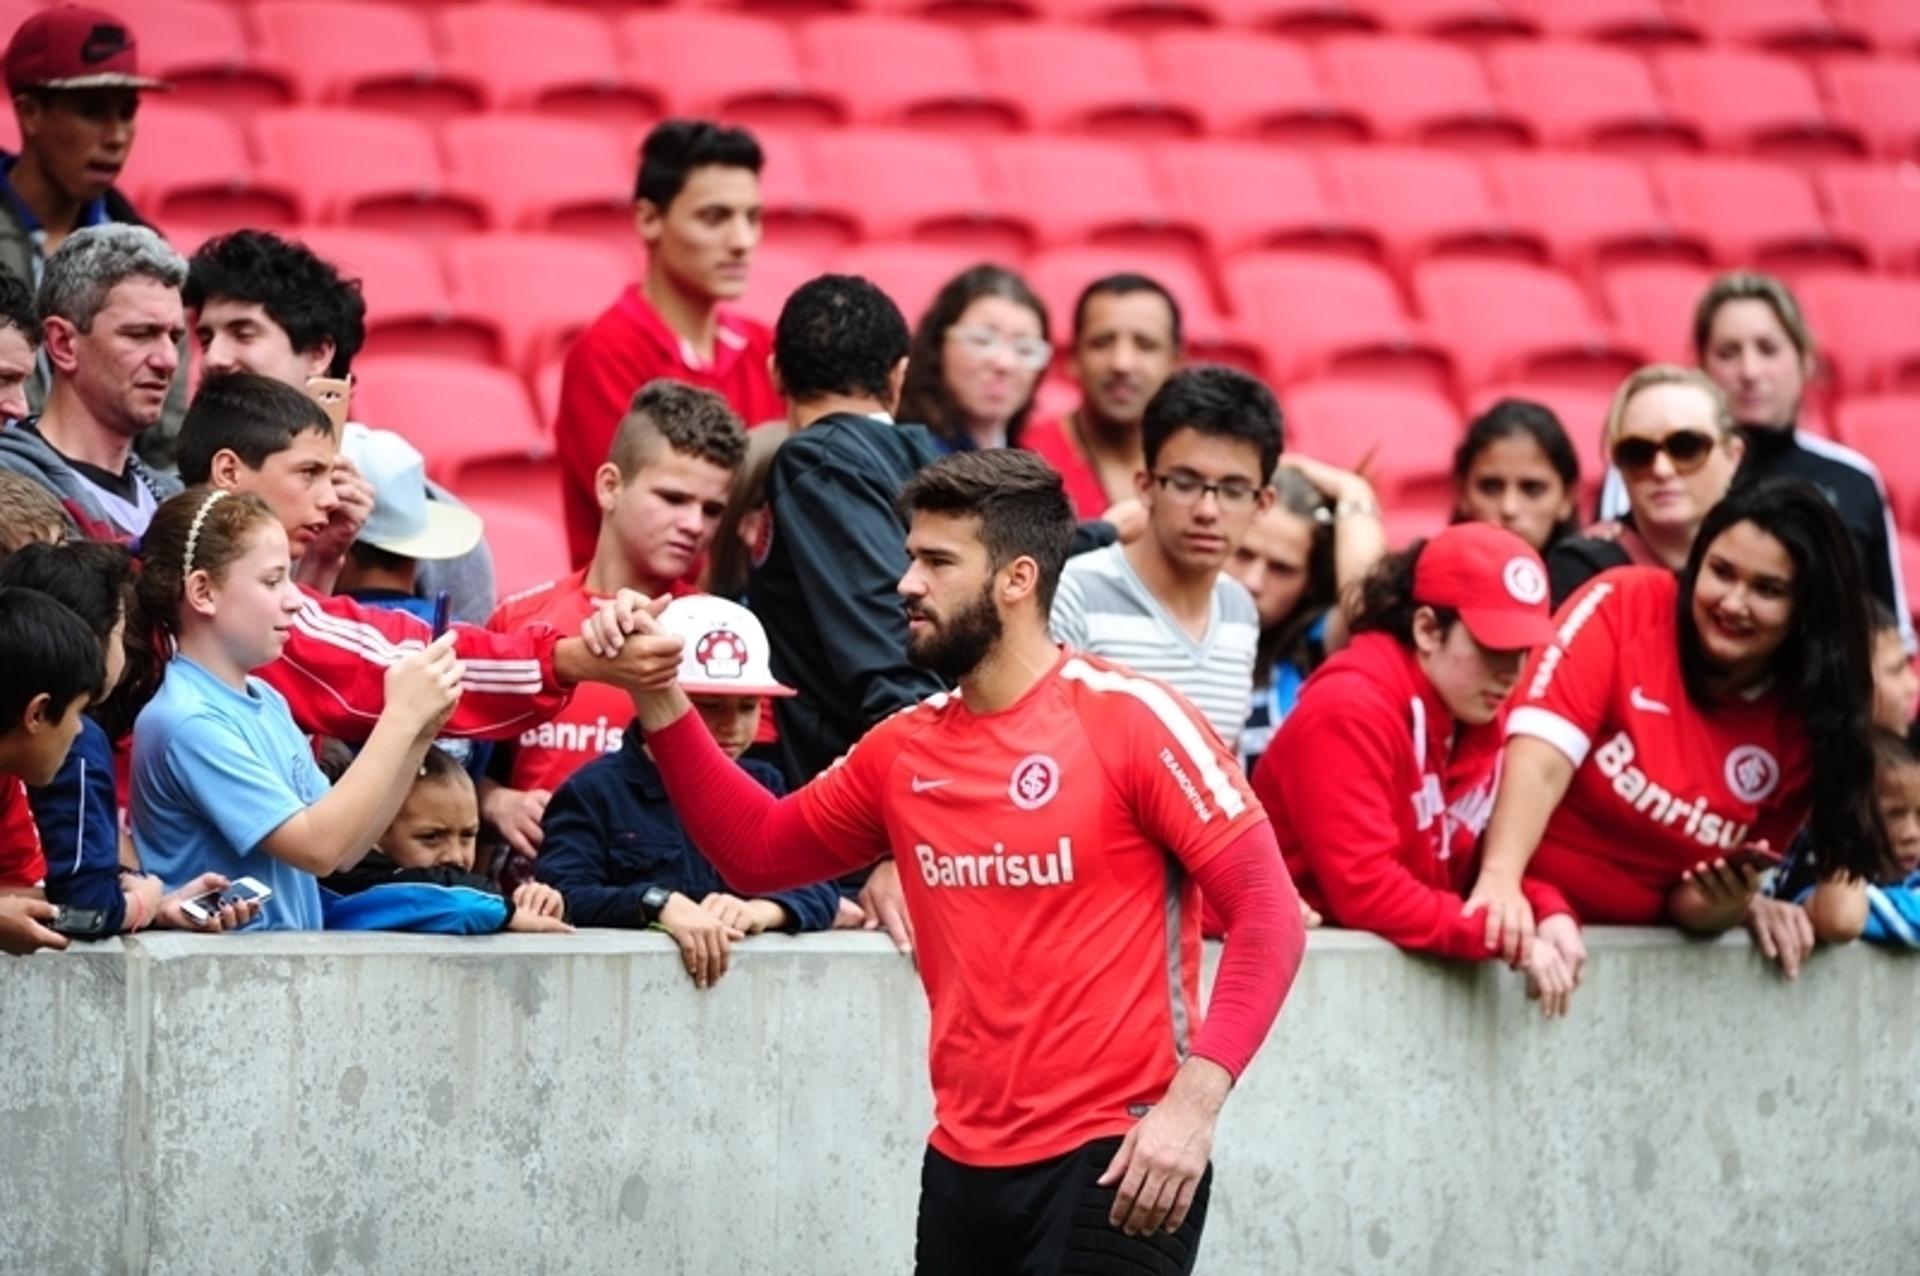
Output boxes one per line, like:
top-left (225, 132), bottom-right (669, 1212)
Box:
top-left (859, 859), bottom-right (914, 957)
top-left (1098, 1058), bottom-right (1227, 1237)
top-left (1745, 895), bottom-right (1814, 980)
top-left (0, 896), bottom-right (67, 954)
top-left (579, 590), bottom-right (671, 658)
top-left (122, 872), bottom-right (165, 930)
top-left (512, 881), bottom-right (567, 920)
top-left (1464, 873), bottom-right (1534, 967)
top-left (483, 786), bottom-right (551, 858)
top-left (660, 892), bottom-right (744, 988)
top-left (385, 632), bottom-right (463, 736)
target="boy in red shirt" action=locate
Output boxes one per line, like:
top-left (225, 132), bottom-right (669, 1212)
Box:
top-left (484, 380), bottom-right (743, 860)
top-left (554, 120), bottom-right (783, 567)
top-left (595, 449), bottom-right (1304, 1274)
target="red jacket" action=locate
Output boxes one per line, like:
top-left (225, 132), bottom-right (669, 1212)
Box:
top-left (1252, 632), bottom-right (1569, 959)
top-left (257, 585), bottom-right (570, 743)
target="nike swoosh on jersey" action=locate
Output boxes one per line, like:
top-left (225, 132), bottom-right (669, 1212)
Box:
top-left (1629, 686), bottom-right (1671, 715)
top-left (910, 775), bottom-right (954, 793)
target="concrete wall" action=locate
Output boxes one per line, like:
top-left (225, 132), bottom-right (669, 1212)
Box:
top-left (3, 929), bottom-right (1916, 1276)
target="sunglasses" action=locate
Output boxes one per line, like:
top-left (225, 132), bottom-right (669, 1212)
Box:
top-left (1611, 429), bottom-right (1718, 476)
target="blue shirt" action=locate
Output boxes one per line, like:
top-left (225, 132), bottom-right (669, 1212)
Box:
top-left (130, 656), bottom-right (329, 930)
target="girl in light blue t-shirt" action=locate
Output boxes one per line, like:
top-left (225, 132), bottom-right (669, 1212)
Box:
top-left (127, 487), bottom-right (462, 929)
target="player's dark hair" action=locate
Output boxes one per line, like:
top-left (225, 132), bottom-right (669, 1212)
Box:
top-left (898, 450), bottom-right (1075, 613)
top-left (772, 274), bottom-right (910, 404)
top-left (1451, 399), bottom-right (1581, 549)
top-left (1679, 477), bottom-right (1887, 881)
top-left (1071, 272), bottom-right (1182, 349)
top-left (898, 264), bottom-right (1049, 450)
top-left (0, 586), bottom-right (104, 732)
top-left (1142, 365), bottom-right (1283, 482)
top-left (607, 379), bottom-right (747, 480)
top-left (1350, 540), bottom-right (1459, 647)
top-left (0, 268), bottom-right (42, 347)
top-left (184, 231), bottom-right (366, 378)
top-left (635, 119), bottom-right (763, 208)
top-left (177, 372), bottom-right (335, 485)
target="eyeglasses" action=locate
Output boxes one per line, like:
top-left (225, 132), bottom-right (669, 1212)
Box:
top-left (948, 325), bottom-right (1053, 371)
top-left (1611, 429), bottom-right (1718, 476)
top-left (1153, 471), bottom-right (1261, 508)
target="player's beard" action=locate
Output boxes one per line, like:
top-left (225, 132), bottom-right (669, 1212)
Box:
top-left (906, 581), bottom-right (1002, 683)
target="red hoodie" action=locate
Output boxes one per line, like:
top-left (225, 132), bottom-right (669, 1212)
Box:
top-left (1251, 632), bottom-right (1570, 959)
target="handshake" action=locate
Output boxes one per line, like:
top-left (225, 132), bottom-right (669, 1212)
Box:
top-left (577, 590), bottom-right (689, 710)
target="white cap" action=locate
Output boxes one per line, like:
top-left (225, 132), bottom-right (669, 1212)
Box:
top-left (659, 595), bottom-right (795, 698)
top-left (340, 423), bottom-right (484, 562)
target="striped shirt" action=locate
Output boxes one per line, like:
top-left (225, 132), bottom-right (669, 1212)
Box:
top-left (1049, 543), bottom-right (1259, 750)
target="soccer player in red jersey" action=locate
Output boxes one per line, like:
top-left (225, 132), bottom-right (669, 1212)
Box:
top-left (593, 449), bottom-right (1305, 1274)
top-left (483, 381), bottom-right (742, 859)
top-left (553, 121), bottom-right (784, 568)
top-left (1468, 480), bottom-right (1889, 961)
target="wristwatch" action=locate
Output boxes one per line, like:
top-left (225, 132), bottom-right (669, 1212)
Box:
top-left (640, 886), bottom-right (673, 925)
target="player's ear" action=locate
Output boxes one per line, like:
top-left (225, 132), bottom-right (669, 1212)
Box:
top-left (1000, 555), bottom-right (1040, 606)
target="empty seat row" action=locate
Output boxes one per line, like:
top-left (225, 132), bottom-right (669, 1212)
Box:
top-left (75, 3), bottom-right (1920, 160)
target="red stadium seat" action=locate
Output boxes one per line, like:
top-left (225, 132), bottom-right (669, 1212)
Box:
top-left (1370, 0), bottom-right (1541, 40)
top-left (1206, 0), bottom-right (1378, 36)
top-left (1045, 0), bottom-right (1222, 32)
top-left (1414, 259), bottom-right (1642, 391)
top-left (1795, 276), bottom-right (1920, 394)
top-left (1689, 0), bottom-right (1869, 53)
top-left (1820, 165), bottom-right (1920, 271)
top-left (470, 493), bottom-right (571, 599)
top-left (1158, 141), bottom-right (1378, 259)
top-left (1485, 42), bottom-right (1702, 153)
top-left (1318, 35), bottom-right (1532, 148)
top-left (833, 243), bottom-right (1004, 328)
top-left (1521, 0), bottom-right (1703, 45)
top-left (438, 6), bottom-right (662, 125)
top-left (618, 13), bottom-right (847, 129)
top-left (1148, 31), bottom-right (1368, 145)
top-left (975, 24), bottom-right (1201, 139)
top-left (814, 131), bottom-right (1034, 259)
top-left (291, 228), bottom-right (504, 366)
top-left (117, 105), bottom-right (301, 237)
top-left (97, 0), bottom-right (294, 113)
top-left (350, 357), bottom-right (546, 492)
top-left (1652, 158), bottom-right (1868, 273)
top-left (1598, 262), bottom-right (1714, 366)
top-left (862, 0), bottom-right (1042, 23)
top-left (732, 244), bottom-right (828, 330)
top-left (1024, 245), bottom-right (1258, 371)
top-left (1835, 396), bottom-right (1920, 526)
top-left (1824, 60), bottom-right (1920, 159)
top-left (749, 127), bottom-right (864, 256)
top-left (254, 109), bottom-right (487, 237)
top-left (985, 137), bottom-right (1203, 257)
top-left (1325, 147), bottom-right (1546, 270)
top-left (798, 17), bottom-right (1023, 132)
top-left (1487, 152), bottom-right (1707, 273)
top-left (1222, 252), bottom-right (1451, 390)
top-left (1656, 49), bottom-right (1865, 162)
top-left (1279, 379), bottom-right (1463, 511)
top-left (445, 234), bottom-right (633, 375)
top-left (441, 116), bottom-right (635, 250)
top-left (1849, 0), bottom-right (1920, 54)
top-left (252, 2), bottom-right (484, 120)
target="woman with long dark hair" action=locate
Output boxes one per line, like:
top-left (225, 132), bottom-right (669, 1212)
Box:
top-left (896, 264), bottom-right (1051, 453)
top-left (1469, 478), bottom-right (1886, 963)
top-left (1451, 398), bottom-right (1581, 555)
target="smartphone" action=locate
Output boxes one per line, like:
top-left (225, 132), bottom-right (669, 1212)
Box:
top-left (180, 876), bottom-right (274, 924)
top-left (49, 905), bottom-right (108, 938)
top-left (305, 375), bottom-right (352, 432)
top-left (1722, 847), bottom-right (1784, 875)
top-left (431, 590), bottom-right (451, 638)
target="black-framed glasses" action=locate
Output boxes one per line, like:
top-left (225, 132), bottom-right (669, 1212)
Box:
top-left (1153, 471), bottom-right (1261, 508)
top-left (1611, 429), bottom-right (1718, 476)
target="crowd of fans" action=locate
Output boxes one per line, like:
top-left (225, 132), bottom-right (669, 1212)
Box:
top-left (2, 6), bottom-right (1916, 1018)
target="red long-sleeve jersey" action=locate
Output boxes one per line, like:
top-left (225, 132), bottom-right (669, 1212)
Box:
top-left (257, 585), bottom-right (571, 743)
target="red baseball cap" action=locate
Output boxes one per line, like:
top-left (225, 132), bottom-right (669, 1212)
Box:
top-left (1412, 522), bottom-right (1556, 651)
top-left (5, 6), bottom-right (168, 94)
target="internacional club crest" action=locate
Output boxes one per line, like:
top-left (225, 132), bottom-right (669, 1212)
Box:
top-left (1724, 745), bottom-right (1781, 804)
top-left (1008, 754), bottom-right (1061, 811)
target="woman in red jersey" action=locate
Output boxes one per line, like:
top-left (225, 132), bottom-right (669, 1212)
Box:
top-left (1468, 480), bottom-right (1885, 963)
top-left (1252, 522), bottom-right (1585, 1015)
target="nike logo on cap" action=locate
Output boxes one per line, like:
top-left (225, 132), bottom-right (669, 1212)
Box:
top-left (1629, 686), bottom-right (1671, 715)
top-left (910, 775), bottom-right (953, 793)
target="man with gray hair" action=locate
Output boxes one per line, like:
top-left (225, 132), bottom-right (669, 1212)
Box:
top-left (0, 222), bottom-right (184, 539)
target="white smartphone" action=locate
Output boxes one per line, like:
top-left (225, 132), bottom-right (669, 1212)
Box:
top-left (180, 876), bottom-right (274, 925)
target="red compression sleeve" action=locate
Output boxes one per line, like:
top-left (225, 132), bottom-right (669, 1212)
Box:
top-left (1189, 823), bottom-right (1307, 1081)
top-left (645, 709), bottom-right (856, 894)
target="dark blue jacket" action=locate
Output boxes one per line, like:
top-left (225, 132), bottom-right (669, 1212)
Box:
top-left (536, 724), bottom-right (840, 931)
top-left (29, 717), bottom-right (124, 933)
top-left (322, 860), bottom-right (514, 935)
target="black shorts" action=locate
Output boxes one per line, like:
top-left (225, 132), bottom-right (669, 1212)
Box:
top-left (913, 1135), bottom-right (1213, 1276)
